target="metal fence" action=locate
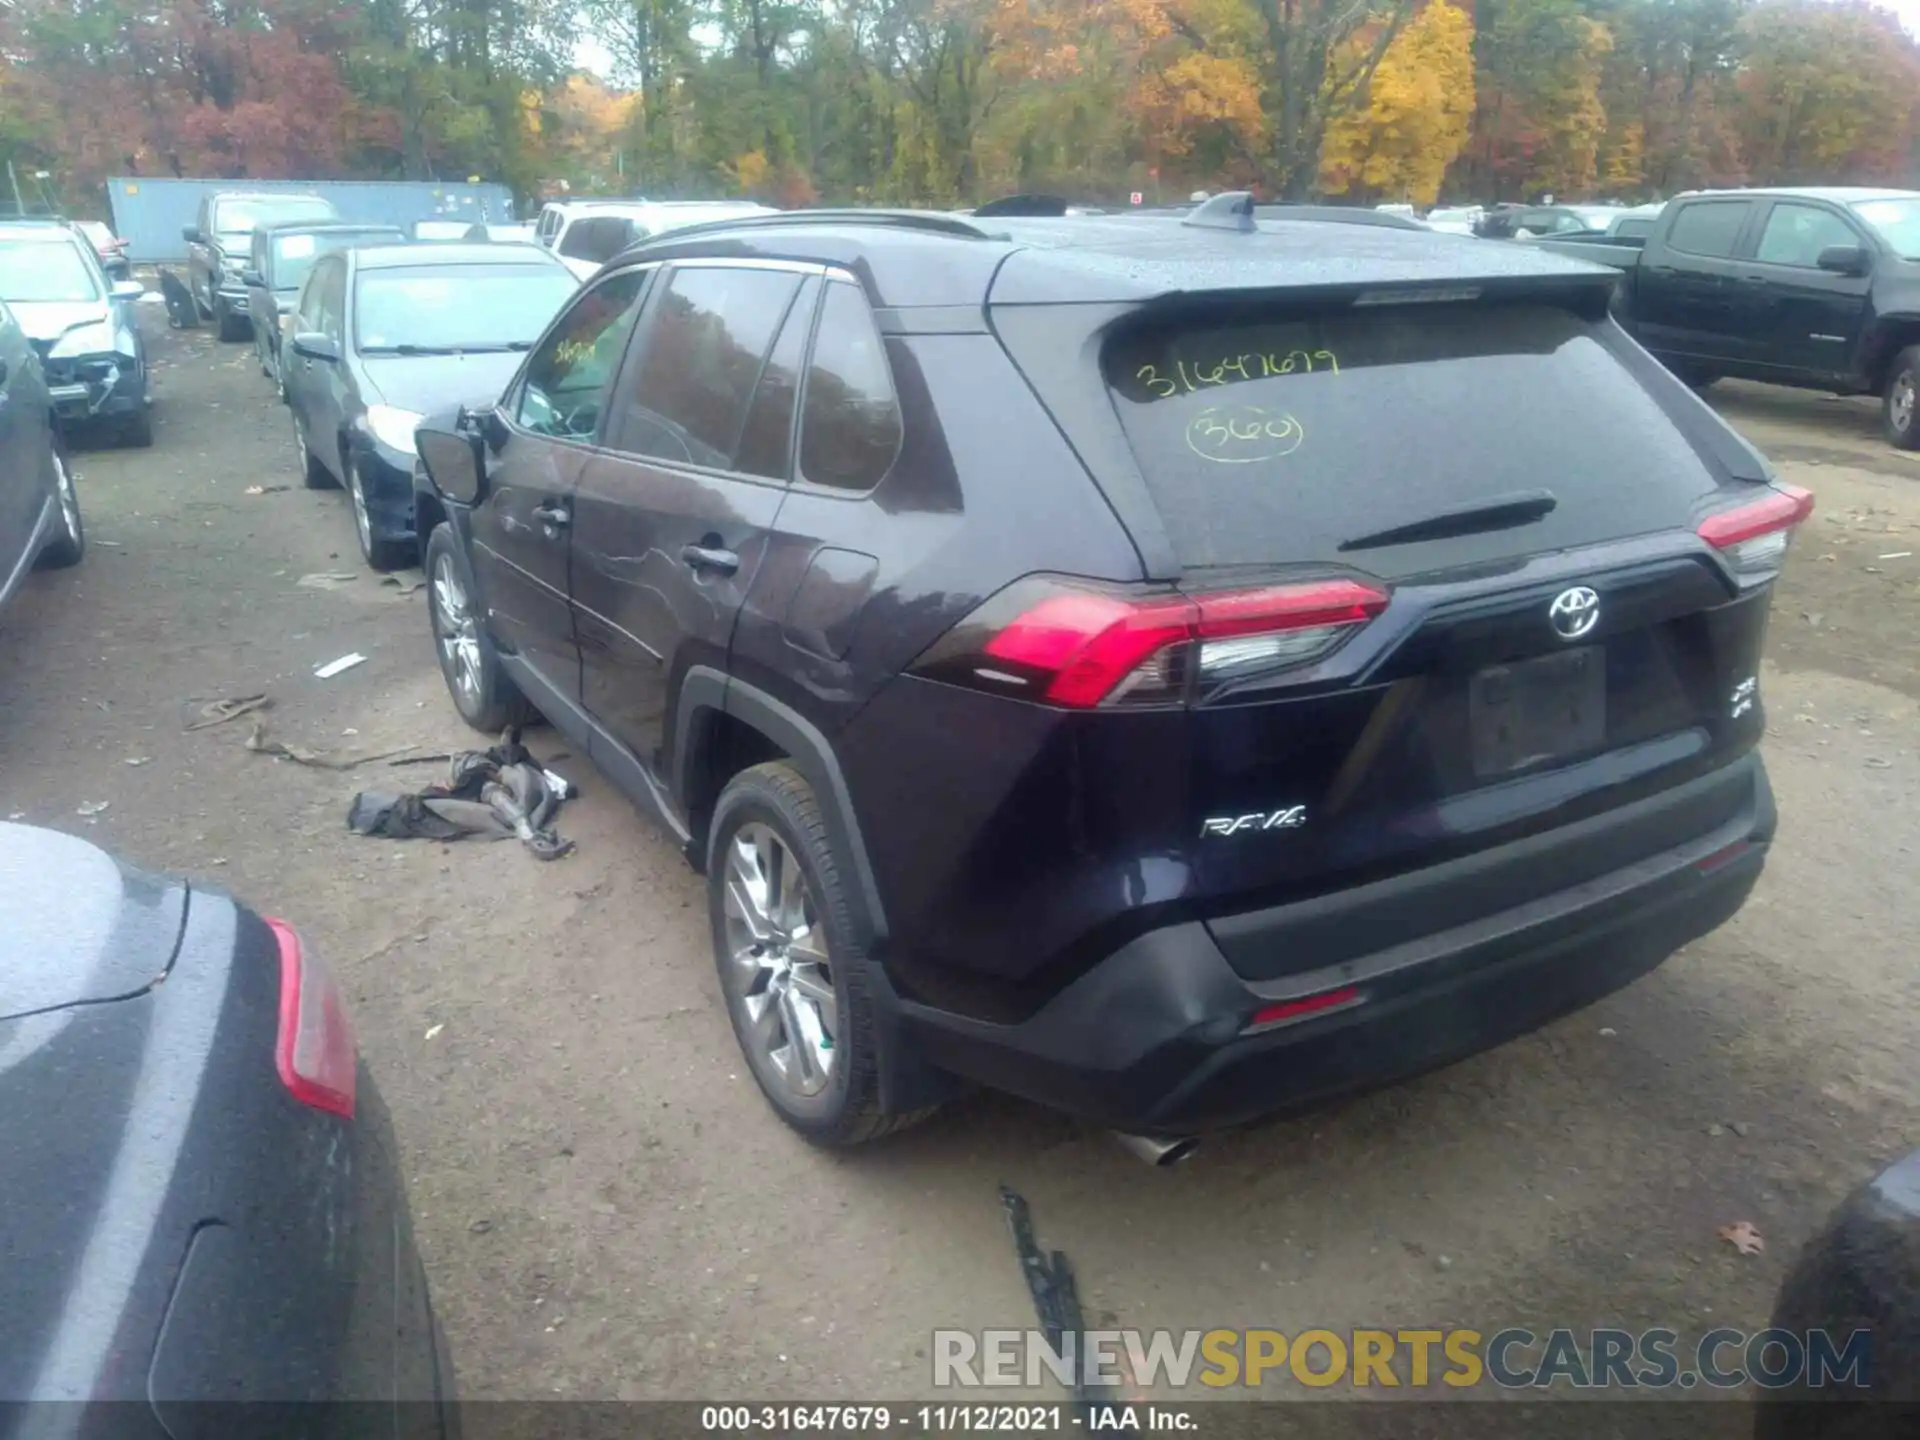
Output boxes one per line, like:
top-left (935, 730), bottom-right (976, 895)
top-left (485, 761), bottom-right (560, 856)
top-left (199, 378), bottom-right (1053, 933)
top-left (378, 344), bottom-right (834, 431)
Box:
top-left (105, 178), bottom-right (518, 263)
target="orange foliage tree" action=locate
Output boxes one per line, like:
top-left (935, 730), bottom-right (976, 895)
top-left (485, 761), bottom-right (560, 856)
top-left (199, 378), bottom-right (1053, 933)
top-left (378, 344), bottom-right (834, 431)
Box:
top-left (1319, 0), bottom-right (1475, 204)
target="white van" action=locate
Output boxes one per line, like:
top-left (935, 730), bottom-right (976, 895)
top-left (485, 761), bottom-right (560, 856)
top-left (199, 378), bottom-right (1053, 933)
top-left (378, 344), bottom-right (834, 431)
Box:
top-left (532, 200), bottom-right (779, 280)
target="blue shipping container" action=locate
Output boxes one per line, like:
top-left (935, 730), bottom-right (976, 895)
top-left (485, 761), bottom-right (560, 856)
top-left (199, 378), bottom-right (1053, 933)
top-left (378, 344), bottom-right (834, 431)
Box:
top-left (106, 177), bottom-right (518, 263)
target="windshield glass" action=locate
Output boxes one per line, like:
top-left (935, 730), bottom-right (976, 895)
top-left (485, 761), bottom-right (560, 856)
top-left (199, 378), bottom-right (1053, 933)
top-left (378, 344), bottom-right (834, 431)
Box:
top-left (214, 198), bottom-right (335, 237)
top-left (0, 240), bottom-right (101, 303)
top-left (1852, 198), bottom-right (1920, 260)
top-left (354, 264), bottom-right (576, 351)
top-left (272, 231), bottom-right (395, 291)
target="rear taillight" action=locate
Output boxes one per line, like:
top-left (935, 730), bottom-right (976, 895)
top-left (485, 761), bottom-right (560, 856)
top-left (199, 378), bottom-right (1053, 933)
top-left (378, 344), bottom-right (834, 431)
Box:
top-left (266, 917), bottom-right (357, 1119)
top-left (1697, 484), bottom-right (1814, 583)
top-left (912, 575), bottom-right (1390, 708)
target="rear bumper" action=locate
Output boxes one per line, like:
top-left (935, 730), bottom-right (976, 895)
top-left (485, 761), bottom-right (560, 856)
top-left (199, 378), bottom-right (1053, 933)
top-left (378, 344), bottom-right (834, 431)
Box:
top-left (892, 754), bottom-right (1775, 1134)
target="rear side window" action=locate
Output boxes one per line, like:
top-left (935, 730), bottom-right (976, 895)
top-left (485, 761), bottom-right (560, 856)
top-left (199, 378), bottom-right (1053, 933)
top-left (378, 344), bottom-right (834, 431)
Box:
top-left (608, 265), bottom-right (802, 469)
top-left (1102, 302), bottom-right (1723, 575)
top-left (1666, 201), bottom-right (1750, 258)
top-left (798, 282), bottom-right (902, 492)
top-left (560, 216), bottom-right (636, 264)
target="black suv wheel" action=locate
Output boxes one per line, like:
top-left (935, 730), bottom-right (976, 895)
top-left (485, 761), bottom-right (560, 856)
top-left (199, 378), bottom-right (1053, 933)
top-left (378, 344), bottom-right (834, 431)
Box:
top-left (707, 762), bottom-right (933, 1147)
top-left (1885, 345), bottom-right (1920, 450)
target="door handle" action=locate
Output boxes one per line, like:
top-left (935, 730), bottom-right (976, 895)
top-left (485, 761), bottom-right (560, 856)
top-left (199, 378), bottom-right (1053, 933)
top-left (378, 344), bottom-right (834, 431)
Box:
top-left (1740, 274), bottom-right (1772, 284)
top-left (532, 501), bottom-right (571, 534)
top-left (681, 544), bottom-right (740, 575)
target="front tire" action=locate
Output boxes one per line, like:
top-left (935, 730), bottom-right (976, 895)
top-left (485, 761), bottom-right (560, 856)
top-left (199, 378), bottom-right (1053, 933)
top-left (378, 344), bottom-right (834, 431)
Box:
top-left (708, 762), bottom-right (934, 1147)
top-left (347, 455), bottom-right (414, 571)
top-left (36, 442), bottom-right (84, 570)
top-left (424, 523), bottom-right (535, 733)
top-left (214, 299), bottom-right (247, 342)
top-left (1885, 346), bottom-right (1920, 450)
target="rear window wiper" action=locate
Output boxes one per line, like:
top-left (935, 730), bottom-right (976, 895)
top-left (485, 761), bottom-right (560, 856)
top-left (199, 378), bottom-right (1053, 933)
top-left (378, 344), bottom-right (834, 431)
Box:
top-left (1339, 490), bottom-right (1558, 552)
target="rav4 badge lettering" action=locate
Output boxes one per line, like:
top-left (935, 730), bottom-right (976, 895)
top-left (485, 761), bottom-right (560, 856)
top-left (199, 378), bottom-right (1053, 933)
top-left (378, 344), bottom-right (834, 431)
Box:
top-left (1201, 806), bottom-right (1309, 837)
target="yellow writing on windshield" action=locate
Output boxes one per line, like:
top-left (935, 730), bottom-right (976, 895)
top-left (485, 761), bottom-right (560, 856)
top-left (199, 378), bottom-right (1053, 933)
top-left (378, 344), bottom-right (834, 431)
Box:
top-left (1137, 348), bottom-right (1338, 399)
top-left (1185, 406), bottom-right (1305, 464)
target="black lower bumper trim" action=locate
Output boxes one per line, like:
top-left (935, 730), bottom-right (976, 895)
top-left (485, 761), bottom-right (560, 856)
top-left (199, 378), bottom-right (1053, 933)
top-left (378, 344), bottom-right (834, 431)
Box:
top-left (890, 756), bottom-right (1774, 1134)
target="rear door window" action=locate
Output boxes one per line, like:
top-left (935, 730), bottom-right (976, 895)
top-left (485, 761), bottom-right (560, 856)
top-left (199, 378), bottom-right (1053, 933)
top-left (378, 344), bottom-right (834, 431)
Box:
top-left (1102, 301), bottom-right (1724, 576)
top-left (605, 264), bottom-right (803, 470)
top-left (733, 278), bottom-right (818, 481)
top-left (1666, 201), bottom-right (1751, 258)
top-left (797, 281), bottom-right (902, 492)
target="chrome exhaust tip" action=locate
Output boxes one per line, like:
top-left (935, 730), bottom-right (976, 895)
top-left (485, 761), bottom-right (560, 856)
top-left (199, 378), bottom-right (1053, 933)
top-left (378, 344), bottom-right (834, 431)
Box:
top-left (1112, 1131), bottom-right (1200, 1167)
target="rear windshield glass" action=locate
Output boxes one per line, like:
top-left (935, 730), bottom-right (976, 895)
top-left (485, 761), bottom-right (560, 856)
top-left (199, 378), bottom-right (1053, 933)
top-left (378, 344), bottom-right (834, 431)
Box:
top-left (273, 230), bottom-right (396, 291)
top-left (1103, 302), bottom-right (1718, 573)
top-left (215, 198), bottom-right (335, 236)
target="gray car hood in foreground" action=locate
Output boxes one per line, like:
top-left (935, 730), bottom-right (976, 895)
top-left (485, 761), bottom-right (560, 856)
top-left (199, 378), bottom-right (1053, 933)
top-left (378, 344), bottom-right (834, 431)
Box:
top-left (0, 823), bottom-right (185, 1018)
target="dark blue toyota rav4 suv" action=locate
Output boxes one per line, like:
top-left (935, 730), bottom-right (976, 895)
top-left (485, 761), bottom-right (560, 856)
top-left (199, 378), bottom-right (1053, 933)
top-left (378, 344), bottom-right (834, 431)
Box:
top-left (410, 194), bottom-right (1799, 1153)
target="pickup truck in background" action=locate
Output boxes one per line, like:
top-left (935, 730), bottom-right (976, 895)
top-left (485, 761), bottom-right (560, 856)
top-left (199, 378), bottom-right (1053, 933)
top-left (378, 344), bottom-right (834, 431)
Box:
top-left (184, 191), bottom-right (338, 341)
top-left (1537, 186), bottom-right (1920, 449)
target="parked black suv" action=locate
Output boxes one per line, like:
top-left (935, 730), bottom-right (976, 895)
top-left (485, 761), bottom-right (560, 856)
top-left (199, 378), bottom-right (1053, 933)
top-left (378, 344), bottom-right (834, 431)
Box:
top-left (412, 196), bottom-right (1798, 1149)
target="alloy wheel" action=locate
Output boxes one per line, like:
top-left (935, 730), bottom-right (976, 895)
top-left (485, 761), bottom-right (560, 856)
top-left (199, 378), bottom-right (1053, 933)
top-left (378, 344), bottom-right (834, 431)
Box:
top-left (54, 452), bottom-right (79, 541)
top-left (431, 552), bottom-right (483, 705)
top-left (721, 823), bottom-right (838, 1103)
top-left (291, 411), bottom-right (308, 475)
top-left (1895, 373), bottom-right (1916, 435)
top-left (347, 460), bottom-right (373, 559)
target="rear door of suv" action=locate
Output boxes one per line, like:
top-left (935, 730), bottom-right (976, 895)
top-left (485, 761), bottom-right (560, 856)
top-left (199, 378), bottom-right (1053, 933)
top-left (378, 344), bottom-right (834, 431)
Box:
top-left (568, 260), bottom-right (812, 780)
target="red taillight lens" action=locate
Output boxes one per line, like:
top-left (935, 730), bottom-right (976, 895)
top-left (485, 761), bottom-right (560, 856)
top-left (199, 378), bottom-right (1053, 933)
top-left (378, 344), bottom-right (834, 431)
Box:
top-left (921, 575), bottom-right (1390, 708)
top-left (266, 917), bottom-right (357, 1119)
top-left (1697, 484), bottom-right (1813, 582)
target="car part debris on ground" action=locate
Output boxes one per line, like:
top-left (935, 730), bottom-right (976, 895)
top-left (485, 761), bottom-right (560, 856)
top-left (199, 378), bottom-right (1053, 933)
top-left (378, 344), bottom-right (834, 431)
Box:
top-left (347, 729), bottom-right (575, 860)
top-left (313, 652), bottom-right (366, 678)
top-left (186, 693), bottom-right (270, 731)
top-left (244, 721), bottom-right (418, 770)
top-left (1000, 1186), bottom-right (1101, 1414)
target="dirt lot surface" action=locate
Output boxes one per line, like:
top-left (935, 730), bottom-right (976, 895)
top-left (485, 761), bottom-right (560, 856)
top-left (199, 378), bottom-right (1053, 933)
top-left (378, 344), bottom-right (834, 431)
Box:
top-left (1, 317), bottom-right (1916, 1405)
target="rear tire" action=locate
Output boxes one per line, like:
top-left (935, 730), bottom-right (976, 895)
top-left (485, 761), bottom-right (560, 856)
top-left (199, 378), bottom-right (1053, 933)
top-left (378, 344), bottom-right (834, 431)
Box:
top-left (292, 408), bottom-right (334, 489)
top-left (36, 442), bottom-right (84, 570)
top-left (214, 300), bottom-right (247, 342)
top-left (424, 523), bottom-right (536, 733)
top-left (707, 762), bottom-right (937, 1147)
top-left (1884, 346), bottom-right (1920, 450)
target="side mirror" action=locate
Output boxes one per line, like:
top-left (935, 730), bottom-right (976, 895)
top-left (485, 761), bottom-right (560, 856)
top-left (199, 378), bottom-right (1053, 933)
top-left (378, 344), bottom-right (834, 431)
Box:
top-left (110, 280), bottom-right (145, 302)
top-left (1817, 244), bottom-right (1869, 277)
top-left (291, 332), bottom-right (340, 363)
top-left (182, 226), bottom-right (202, 244)
top-left (418, 415), bottom-right (489, 505)
top-left (241, 268), bottom-right (265, 287)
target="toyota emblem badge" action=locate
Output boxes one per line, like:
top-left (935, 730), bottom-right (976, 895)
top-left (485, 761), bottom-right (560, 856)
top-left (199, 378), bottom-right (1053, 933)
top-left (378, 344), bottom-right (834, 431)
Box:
top-left (1548, 586), bottom-right (1601, 641)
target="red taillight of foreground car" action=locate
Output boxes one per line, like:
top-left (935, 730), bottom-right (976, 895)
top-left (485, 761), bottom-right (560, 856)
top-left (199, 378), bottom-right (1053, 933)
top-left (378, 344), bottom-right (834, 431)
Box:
top-left (1245, 985), bottom-right (1363, 1033)
top-left (265, 917), bottom-right (357, 1119)
top-left (1697, 484), bottom-right (1814, 583)
top-left (913, 575), bottom-right (1391, 708)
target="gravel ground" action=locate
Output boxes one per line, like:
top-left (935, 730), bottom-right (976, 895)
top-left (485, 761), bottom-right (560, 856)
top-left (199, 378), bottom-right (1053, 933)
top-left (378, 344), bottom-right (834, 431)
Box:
top-left (1, 312), bottom-right (1915, 1406)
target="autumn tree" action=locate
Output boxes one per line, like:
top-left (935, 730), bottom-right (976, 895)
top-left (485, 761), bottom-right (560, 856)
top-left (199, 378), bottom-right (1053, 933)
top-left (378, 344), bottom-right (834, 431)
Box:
top-left (1319, 0), bottom-right (1475, 204)
top-left (1734, 1), bottom-right (1920, 185)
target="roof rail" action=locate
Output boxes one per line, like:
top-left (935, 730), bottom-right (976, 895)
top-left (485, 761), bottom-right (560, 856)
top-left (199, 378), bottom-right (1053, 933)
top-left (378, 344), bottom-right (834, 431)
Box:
top-left (1183, 190), bottom-right (1257, 232)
